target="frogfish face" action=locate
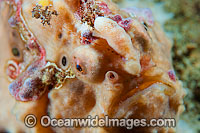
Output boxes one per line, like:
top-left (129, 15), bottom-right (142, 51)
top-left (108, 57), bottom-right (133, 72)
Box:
top-left (0, 0), bottom-right (185, 132)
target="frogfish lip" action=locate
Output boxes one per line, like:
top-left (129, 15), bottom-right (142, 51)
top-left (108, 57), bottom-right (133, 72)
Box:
top-left (8, 54), bottom-right (47, 102)
top-left (8, 53), bottom-right (75, 102)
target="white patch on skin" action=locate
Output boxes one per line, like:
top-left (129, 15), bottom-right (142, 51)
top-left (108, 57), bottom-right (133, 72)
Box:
top-left (76, 22), bottom-right (93, 36)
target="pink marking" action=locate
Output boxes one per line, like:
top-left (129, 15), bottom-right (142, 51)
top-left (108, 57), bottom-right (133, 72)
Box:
top-left (110, 15), bottom-right (132, 31)
top-left (15, 0), bottom-right (22, 22)
top-left (6, 60), bottom-right (20, 80)
top-left (110, 15), bottom-right (122, 23)
top-left (27, 37), bottom-right (46, 61)
top-left (122, 7), bottom-right (154, 26)
top-left (98, 2), bottom-right (112, 15)
top-left (118, 18), bottom-right (132, 31)
top-left (168, 70), bottom-right (176, 82)
top-left (39, 45), bottom-right (46, 60)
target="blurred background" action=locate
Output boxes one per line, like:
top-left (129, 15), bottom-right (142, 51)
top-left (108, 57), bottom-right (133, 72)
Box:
top-left (0, 0), bottom-right (199, 132)
top-left (114, 0), bottom-right (200, 132)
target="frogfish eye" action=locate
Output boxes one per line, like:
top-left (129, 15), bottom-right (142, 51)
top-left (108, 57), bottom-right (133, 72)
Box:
top-left (62, 56), bottom-right (67, 66)
top-left (59, 54), bottom-right (69, 70)
top-left (76, 64), bottom-right (83, 72)
top-left (12, 47), bottom-right (20, 57)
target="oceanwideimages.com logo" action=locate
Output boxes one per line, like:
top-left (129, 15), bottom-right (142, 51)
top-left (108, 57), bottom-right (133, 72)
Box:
top-left (24, 115), bottom-right (176, 129)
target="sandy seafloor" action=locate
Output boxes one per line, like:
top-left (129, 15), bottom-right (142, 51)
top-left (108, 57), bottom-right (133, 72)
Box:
top-left (116, 0), bottom-right (195, 132)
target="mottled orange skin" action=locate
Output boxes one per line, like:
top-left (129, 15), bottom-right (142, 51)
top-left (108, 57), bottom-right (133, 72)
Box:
top-left (0, 0), bottom-right (185, 132)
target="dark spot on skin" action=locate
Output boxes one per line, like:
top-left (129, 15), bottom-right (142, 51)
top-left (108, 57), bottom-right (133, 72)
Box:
top-left (62, 56), bottom-right (67, 66)
top-left (26, 47), bottom-right (30, 51)
top-left (12, 47), bottom-right (20, 57)
top-left (109, 73), bottom-right (115, 79)
top-left (76, 64), bottom-right (83, 72)
top-left (28, 33), bottom-right (32, 37)
top-left (52, 10), bottom-right (58, 16)
top-left (48, 84), bottom-right (54, 91)
top-left (12, 31), bottom-right (16, 37)
top-left (58, 32), bottom-right (62, 39)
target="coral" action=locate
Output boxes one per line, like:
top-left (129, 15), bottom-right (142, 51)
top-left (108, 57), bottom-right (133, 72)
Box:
top-left (154, 0), bottom-right (200, 91)
top-left (154, 0), bottom-right (200, 131)
top-left (0, 0), bottom-right (185, 132)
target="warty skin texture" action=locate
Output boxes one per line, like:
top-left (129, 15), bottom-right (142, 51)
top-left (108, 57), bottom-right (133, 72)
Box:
top-left (0, 0), bottom-right (185, 132)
